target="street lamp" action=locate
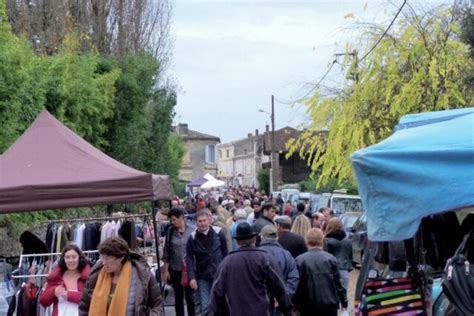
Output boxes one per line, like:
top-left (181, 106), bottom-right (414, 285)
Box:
top-left (258, 95), bottom-right (277, 193)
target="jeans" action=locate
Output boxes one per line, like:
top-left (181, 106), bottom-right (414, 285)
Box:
top-left (197, 278), bottom-right (213, 315)
top-left (340, 269), bottom-right (350, 294)
top-left (170, 269), bottom-right (195, 316)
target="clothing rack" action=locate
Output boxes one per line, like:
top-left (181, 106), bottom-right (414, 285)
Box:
top-left (42, 213), bottom-right (152, 224)
top-left (12, 250), bottom-right (99, 279)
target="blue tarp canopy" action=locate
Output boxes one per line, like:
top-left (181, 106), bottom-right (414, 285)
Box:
top-left (188, 176), bottom-right (208, 187)
top-left (351, 107), bottom-right (474, 241)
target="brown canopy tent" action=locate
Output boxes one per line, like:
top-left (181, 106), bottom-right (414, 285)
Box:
top-left (0, 110), bottom-right (171, 289)
top-left (0, 110), bottom-right (171, 213)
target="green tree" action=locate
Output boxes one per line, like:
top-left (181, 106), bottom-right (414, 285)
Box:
top-left (257, 169), bottom-right (270, 194)
top-left (460, 4), bottom-right (474, 57)
top-left (44, 34), bottom-right (120, 148)
top-left (287, 6), bottom-right (474, 187)
top-left (105, 51), bottom-right (160, 170)
top-left (0, 0), bottom-right (45, 152)
top-left (103, 52), bottom-right (183, 185)
top-left (147, 89), bottom-right (181, 174)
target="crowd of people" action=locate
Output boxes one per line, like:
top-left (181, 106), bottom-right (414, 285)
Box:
top-left (35, 186), bottom-right (353, 316)
top-left (159, 187), bottom-right (353, 316)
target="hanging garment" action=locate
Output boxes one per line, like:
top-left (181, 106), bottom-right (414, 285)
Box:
top-left (59, 224), bottom-right (71, 253)
top-left (74, 224), bottom-right (86, 250)
top-left (100, 221), bottom-right (110, 243)
top-left (108, 221), bottom-right (120, 238)
top-left (119, 220), bottom-right (138, 250)
top-left (83, 223), bottom-right (101, 251)
top-left (55, 226), bottom-right (63, 253)
top-left (45, 224), bottom-right (57, 253)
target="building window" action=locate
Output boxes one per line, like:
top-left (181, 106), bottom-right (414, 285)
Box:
top-left (206, 145), bottom-right (216, 164)
top-left (244, 148), bottom-right (248, 155)
top-left (226, 149), bottom-right (229, 158)
top-left (219, 150), bottom-right (222, 158)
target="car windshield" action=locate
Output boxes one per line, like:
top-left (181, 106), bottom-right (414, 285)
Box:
top-left (342, 214), bottom-right (359, 228)
top-left (332, 197), bottom-right (364, 214)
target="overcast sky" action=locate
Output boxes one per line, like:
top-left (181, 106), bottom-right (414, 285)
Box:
top-left (170, 0), bottom-right (448, 143)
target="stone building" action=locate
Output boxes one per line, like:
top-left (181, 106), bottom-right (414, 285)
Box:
top-left (218, 130), bottom-right (269, 188)
top-left (263, 126), bottom-right (313, 186)
top-left (175, 123), bottom-right (220, 182)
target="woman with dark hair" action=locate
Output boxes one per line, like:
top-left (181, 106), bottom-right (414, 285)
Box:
top-left (39, 243), bottom-right (91, 316)
top-left (324, 217), bottom-right (353, 295)
top-left (79, 237), bottom-right (163, 315)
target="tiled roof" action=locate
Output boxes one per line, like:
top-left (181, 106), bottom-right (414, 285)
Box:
top-left (263, 127), bottom-right (327, 154)
top-left (263, 126), bottom-right (300, 154)
top-left (174, 126), bottom-right (220, 142)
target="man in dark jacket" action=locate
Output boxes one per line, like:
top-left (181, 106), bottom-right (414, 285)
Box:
top-left (187, 209), bottom-right (228, 315)
top-left (275, 215), bottom-right (308, 258)
top-left (294, 228), bottom-right (348, 316)
top-left (252, 202), bottom-right (277, 233)
top-left (208, 222), bottom-right (292, 316)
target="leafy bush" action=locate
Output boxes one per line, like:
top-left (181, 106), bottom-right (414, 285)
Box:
top-left (257, 169), bottom-right (270, 193)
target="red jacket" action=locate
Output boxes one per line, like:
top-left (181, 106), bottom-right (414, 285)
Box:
top-left (39, 265), bottom-right (91, 316)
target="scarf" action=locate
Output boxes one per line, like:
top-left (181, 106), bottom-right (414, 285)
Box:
top-left (89, 261), bottom-right (132, 316)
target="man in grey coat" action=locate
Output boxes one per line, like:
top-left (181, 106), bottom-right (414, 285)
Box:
top-left (259, 225), bottom-right (299, 297)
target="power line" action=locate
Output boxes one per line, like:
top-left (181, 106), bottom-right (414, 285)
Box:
top-left (274, 59), bottom-right (338, 105)
top-left (359, 0), bottom-right (408, 62)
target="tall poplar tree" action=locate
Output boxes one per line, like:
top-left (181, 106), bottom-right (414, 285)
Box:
top-left (287, 5), bottom-right (474, 187)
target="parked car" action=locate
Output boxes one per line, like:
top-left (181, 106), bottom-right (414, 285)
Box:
top-left (347, 212), bottom-right (368, 266)
top-left (308, 194), bottom-right (321, 213)
top-left (281, 189), bottom-right (300, 203)
top-left (315, 191), bottom-right (364, 215)
top-left (271, 191), bottom-right (282, 199)
top-left (340, 211), bottom-right (362, 233)
top-left (298, 192), bottom-right (311, 203)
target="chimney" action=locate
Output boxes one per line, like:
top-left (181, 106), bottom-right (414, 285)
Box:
top-left (178, 123), bottom-right (188, 136)
top-left (247, 133), bottom-right (252, 138)
top-left (255, 129), bottom-right (259, 136)
top-left (265, 125), bottom-right (269, 132)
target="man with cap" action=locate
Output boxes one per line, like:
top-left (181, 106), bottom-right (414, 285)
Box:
top-left (275, 215), bottom-right (308, 258)
top-left (208, 222), bottom-right (292, 316)
top-left (259, 225), bottom-right (299, 315)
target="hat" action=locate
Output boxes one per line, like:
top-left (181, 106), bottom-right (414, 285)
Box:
top-left (234, 209), bottom-right (247, 219)
top-left (221, 199), bottom-right (229, 206)
top-left (260, 225), bottom-right (278, 239)
top-left (275, 215), bottom-right (292, 225)
top-left (235, 222), bottom-right (258, 240)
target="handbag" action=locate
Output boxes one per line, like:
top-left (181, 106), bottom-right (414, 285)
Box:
top-left (181, 256), bottom-right (189, 286)
top-left (355, 242), bottom-right (427, 316)
top-left (58, 296), bottom-right (79, 316)
top-left (441, 229), bottom-right (474, 315)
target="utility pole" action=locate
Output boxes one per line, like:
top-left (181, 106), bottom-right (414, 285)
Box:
top-left (259, 96), bottom-right (278, 193)
top-left (270, 95), bottom-right (278, 193)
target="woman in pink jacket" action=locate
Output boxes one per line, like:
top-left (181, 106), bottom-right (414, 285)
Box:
top-left (40, 244), bottom-right (90, 316)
